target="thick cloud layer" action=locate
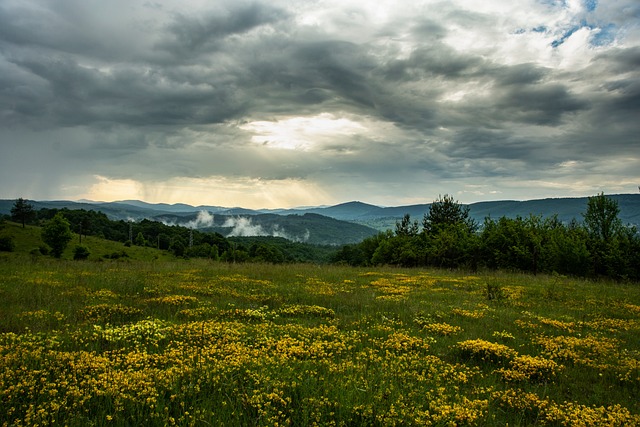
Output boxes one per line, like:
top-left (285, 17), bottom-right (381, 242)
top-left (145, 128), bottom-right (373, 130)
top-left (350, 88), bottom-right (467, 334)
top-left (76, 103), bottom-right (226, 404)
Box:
top-left (1, 0), bottom-right (638, 207)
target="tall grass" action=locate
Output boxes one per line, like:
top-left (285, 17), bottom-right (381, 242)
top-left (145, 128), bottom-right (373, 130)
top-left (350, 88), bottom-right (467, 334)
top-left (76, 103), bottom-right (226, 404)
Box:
top-left (0, 255), bottom-right (639, 426)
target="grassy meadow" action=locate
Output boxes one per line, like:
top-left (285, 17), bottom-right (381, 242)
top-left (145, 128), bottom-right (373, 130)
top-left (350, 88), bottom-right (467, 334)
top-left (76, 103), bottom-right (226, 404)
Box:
top-left (1, 223), bottom-right (639, 426)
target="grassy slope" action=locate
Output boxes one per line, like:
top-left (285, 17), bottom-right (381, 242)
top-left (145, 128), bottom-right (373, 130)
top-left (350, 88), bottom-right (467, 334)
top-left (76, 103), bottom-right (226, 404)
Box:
top-left (1, 221), bottom-right (639, 426)
top-left (0, 220), bottom-right (174, 262)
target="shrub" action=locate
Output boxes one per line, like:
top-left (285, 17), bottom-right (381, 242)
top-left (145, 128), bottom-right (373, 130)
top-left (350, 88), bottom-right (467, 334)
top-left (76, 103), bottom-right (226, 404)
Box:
top-left (73, 245), bottom-right (91, 260)
top-left (104, 250), bottom-right (129, 260)
top-left (0, 236), bottom-right (15, 252)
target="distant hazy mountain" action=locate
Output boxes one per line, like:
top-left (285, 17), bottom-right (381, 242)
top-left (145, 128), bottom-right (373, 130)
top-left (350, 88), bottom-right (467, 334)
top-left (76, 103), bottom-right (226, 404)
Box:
top-left (266, 195), bottom-right (640, 230)
top-left (1, 194), bottom-right (639, 242)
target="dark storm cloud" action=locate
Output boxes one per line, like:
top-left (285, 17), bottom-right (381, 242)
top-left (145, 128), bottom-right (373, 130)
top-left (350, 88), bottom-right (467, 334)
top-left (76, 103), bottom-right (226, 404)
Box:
top-left (380, 44), bottom-right (485, 81)
top-left (494, 84), bottom-right (589, 125)
top-left (158, 2), bottom-right (289, 58)
top-left (493, 63), bottom-right (550, 86)
top-left (0, 0), bottom-right (638, 205)
top-left (290, 41), bottom-right (376, 108)
top-left (3, 55), bottom-right (245, 128)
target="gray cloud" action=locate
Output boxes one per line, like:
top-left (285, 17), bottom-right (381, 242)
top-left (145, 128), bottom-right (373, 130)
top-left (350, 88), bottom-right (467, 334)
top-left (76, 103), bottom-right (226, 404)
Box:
top-left (159, 2), bottom-right (289, 58)
top-left (0, 0), bottom-right (638, 207)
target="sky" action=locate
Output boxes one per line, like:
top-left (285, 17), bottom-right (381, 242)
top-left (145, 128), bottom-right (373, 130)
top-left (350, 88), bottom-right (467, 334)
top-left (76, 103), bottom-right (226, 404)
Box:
top-left (0, 0), bottom-right (639, 209)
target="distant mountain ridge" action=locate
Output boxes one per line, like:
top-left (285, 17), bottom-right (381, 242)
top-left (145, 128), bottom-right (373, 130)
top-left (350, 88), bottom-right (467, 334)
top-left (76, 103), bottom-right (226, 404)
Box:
top-left (1, 194), bottom-right (639, 239)
top-left (269, 195), bottom-right (640, 229)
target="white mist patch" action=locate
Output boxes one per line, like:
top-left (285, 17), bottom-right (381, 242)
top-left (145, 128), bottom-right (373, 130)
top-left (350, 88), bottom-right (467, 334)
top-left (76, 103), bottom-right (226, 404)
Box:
top-left (185, 210), bottom-right (214, 229)
top-left (224, 217), bottom-right (266, 237)
top-left (223, 216), bottom-right (310, 242)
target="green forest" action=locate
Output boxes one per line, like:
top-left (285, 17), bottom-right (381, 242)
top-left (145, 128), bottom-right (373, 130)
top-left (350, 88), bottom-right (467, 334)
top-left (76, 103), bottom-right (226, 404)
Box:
top-left (2, 193), bottom-right (640, 282)
top-left (332, 193), bottom-right (640, 281)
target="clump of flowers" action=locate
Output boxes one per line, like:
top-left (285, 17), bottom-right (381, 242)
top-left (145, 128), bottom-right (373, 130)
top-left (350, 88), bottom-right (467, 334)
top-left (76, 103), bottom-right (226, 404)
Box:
top-left (421, 322), bottom-right (463, 336)
top-left (492, 389), bottom-right (640, 426)
top-left (451, 308), bottom-right (485, 319)
top-left (491, 389), bottom-right (551, 422)
top-left (146, 295), bottom-right (197, 307)
top-left (369, 278), bottom-right (412, 298)
top-left (492, 330), bottom-right (516, 341)
top-left (92, 289), bottom-right (119, 300)
top-left (534, 334), bottom-right (620, 369)
top-left (496, 355), bottom-right (563, 383)
top-left (79, 304), bottom-right (143, 323)
top-left (177, 306), bottom-right (218, 320)
top-left (456, 339), bottom-right (517, 364)
top-left (219, 305), bottom-right (276, 321)
top-left (583, 317), bottom-right (638, 333)
top-left (278, 304), bottom-right (335, 319)
top-left (538, 317), bottom-right (577, 333)
top-left (18, 310), bottom-right (66, 323)
top-left (543, 402), bottom-right (640, 426)
top-left (616, 352), bottom-right (640, 384)
top-left (92, 318), bottom-right (169, 349)
top-left (380, 331), bottom-right (431, 354)
top-left (429, 396), bottom-right (489, 426)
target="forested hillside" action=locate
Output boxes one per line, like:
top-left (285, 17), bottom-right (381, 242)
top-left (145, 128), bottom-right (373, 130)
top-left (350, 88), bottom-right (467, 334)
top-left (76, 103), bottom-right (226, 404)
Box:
top-left (332, 194), bottom-right (640, 281)
top-left (3, 194), bottom-right (640, 282)
top-left (0, 206), bottom-right (334, 264)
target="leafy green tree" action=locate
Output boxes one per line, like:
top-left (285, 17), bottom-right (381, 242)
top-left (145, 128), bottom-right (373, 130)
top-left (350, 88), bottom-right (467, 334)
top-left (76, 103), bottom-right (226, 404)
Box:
top-left (210, 244), bottom-right (220, 261)
top-left (186, 243), bottom-right (212, 258)
top-left (422, 195), bottom-right (477, 268)
top-left (134, 232), bottom-right (146, 246)
top-left (249, 243), bottom-right (285, 264)
top-left (422, 194), bottom-right (476, 235)
top-left (583, 193), bottom-right (625, 277)
top-left (480, 216), bottom-right (543, 273)
top-left (11, 198), bottom-right (35, 228)
top-left (157, 233), bottom-right (171, 250)
top-left (371, 234), bottom-right (423, 267)
top-left (170, 237), bottom-right (186, 257)
top-left (42, 213), bottom-right (72, 258)
top-left (426, 222), bottom-right (477, 268)
top-left (395, 214), bottom-right (419, 237)
top-left (539, 217), bottom-right (590, 276)
top-left (583, 193), bottom-right (622, 242)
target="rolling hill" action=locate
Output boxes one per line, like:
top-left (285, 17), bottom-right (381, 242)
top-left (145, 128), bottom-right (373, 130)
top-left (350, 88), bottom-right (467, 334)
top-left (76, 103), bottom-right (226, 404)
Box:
top-left (2, 194), bottom-right (639, 241)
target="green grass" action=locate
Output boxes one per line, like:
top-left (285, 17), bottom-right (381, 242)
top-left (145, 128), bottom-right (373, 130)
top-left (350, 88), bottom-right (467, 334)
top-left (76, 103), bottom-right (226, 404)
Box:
top-left (1, 222), bottom-right (639, 426)
top-left (0, 220), bottom-right (175, 262)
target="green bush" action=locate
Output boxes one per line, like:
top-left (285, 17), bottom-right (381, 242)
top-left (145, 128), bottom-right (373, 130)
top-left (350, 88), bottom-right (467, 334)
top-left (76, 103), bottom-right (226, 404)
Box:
top-left (0, 236), bottom-right (15, 252)
top-left (73, 245), bottom-right (91, 260)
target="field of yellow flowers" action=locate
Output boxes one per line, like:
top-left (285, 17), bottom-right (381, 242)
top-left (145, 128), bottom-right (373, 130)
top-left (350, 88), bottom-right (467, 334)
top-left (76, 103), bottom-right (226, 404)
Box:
top-left (1, 258), bottom-right (639, 426)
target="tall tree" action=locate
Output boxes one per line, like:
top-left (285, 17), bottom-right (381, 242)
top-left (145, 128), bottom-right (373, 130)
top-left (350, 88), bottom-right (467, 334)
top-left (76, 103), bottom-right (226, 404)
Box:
top-left (422, 195), bottom-right (478, 268)
top-left (583, 193), bottom-right (624, 277)
top-left (395, 214), bottom-right (419, 236)
top-left (422, 194), bottom-right (476, 235)
top-left (11, 198), bottom-right (35, 228)
top-left (583, 192), bottom-right (622, 241)
top-left (42, 213), bottom-right (73, 258)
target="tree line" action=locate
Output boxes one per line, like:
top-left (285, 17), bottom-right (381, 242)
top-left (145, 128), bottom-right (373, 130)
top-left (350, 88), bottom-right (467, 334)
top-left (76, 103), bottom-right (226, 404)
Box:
top-left (331, 193), bottom-right (640, 281)
top-left (4, 199), bottom-right (331, 263)
top-left (5, 194), bottom-right (640, 280)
